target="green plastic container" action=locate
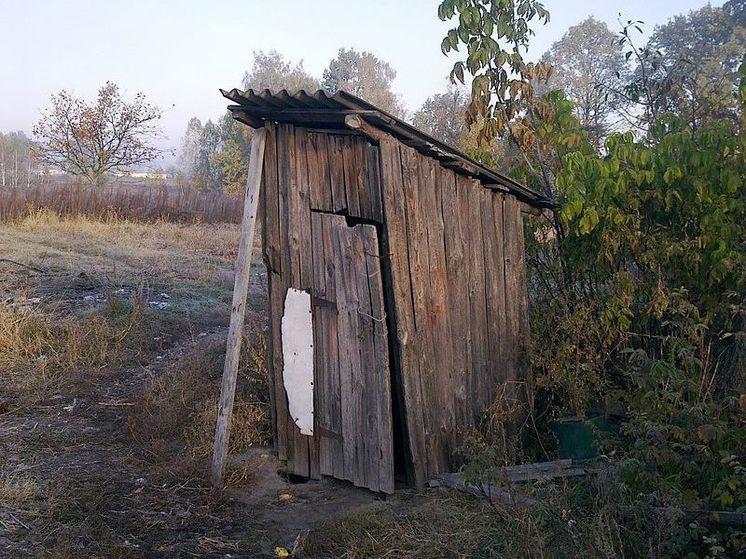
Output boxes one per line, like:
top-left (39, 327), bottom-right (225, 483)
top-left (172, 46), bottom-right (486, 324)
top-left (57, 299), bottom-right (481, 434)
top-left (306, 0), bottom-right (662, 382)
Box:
top-left (550, 415), bottom-right (610, 460)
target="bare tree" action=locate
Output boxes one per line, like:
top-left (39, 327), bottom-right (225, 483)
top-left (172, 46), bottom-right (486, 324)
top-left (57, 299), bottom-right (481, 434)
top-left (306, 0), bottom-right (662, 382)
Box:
top-left (33, 82), bottom-right (164, 185)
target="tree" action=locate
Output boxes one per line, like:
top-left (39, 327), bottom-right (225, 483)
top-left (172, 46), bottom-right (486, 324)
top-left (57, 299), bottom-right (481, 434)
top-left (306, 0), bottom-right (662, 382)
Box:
top-left (645, 3), bottom-right (746, 130)
top-left (179, 117), bottom-right (204, 186)
top-left (540, 17), bottom-right (629, 147)
top-left (322, 48), bottom-right (405, 117)
top-left (211, 138), bottom-right (248, 195)
top-left (178, 117), bottom-right (223, 190)
top-left (242, 50), bottom-right (320, 91)
top-left (0, 131), bottom-right (36, 188)
top-left (412, 83), bottom-right (504, 166)
top-left (33, 82), bottom-right (163, 185)
top-left (412, 84), bottom-right (470, 146)
top-left (608, 4), bottom-right (746, 132)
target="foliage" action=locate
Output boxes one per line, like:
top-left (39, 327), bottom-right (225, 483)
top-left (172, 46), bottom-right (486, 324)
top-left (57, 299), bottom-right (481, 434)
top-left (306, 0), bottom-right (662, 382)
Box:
top-left (540, 17), bottom-right (629, 147)
top-left (178, 114), bottom-right (250, 192)
top-left (33, 82), bottom-right (163, 186)
top-left (558, 116), bottom-right (745, 312)
top-left (322, 48), bottom-right (405, 117)
top-left (412, 83), bottom-right (504, 166)
top-left (438, 0), bottom-right (551, 143)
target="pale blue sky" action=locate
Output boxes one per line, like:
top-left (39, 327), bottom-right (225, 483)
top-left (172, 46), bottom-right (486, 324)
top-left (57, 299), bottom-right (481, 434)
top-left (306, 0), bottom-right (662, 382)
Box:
top-left (0, 0), bottom-right (722, 157)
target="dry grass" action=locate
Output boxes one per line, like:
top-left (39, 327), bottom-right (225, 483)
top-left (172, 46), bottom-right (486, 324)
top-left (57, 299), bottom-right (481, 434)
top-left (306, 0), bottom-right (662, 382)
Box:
top-left (300, 477), bottom-right (665, 559)
top-left (0, 294), bottom-right (152, 382)
top-left (299, 493), bottom-right (521, 559)
top-left (0, 182), bottom-right (242, 224)
top-left (1, 209), bottom-right (243, 290)
top-left (0, 473), bottom-right (37, 504)
top-left (127, 334), bottom-right (272, 485)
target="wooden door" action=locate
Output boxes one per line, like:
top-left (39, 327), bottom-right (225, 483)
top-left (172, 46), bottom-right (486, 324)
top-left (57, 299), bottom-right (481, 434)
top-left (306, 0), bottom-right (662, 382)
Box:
top-left (310, 212), bottom-right (395, 493)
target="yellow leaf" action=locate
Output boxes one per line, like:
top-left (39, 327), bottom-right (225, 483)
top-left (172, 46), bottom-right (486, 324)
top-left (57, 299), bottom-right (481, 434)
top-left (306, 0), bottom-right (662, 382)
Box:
top-left (275, 546), bottom-right (290, 558)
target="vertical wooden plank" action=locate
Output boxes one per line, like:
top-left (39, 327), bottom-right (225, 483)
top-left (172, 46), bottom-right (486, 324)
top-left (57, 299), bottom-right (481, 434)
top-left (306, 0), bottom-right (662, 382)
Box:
top-left (269, 270), bottom-right (288, 463)
top-left (448, 174), bottom-right (472, 432)
top-left (277, 124), bottom-right (294, 288)
top-left (502, 195), bottom-right (530, 425)
top-left (328, 135), bottom-right (347, 213)
top-left (361, 225), bottom-right (395, 493)
top-left (317, 133), bottom-right (333, 211)
top-left (333, 221), bottom-right (362, 485)
top-left (414, 155), bottom-right (447, 474)
top-left (313, 213), bottom-right (344, 478)
top-left (350, 229), bottom-right (372, 490)
top-left (426, 163), bottom-right (455, 472)
top-left (307, 132), bottom-right (333, 212)
top-left (263, 123), bottom-right (281, 275)
top-left (279, 123), bottom-right (310, 478)
top-left (366, 142), bottom-right (384, 223)
top-left (306, 132), bottom-right (322, 210)
top-left (401, 146), bottom-right (439, 478)
top-left (492, 192), bottom-right (509, 400)
top-left (298, 127), bottom-right (316, 477)
top-left (311, 212), bottom-right (329, 477)
top-left (480, 189), bottom-right (508, 418)
top-left (378, 140), bottom-right (427, 487)
top-left (466, 180), bottom-right (488, 428)
top-left (342, 136), bottom-right (361, 217)
top-left (323, 216), bottom-right (345, 479)
top-left (295, 127), bottom-right (314, 292)
top-left (353, 137), bottom-right (372, 219)
top-left (268, 123), bottom-right (290, 464)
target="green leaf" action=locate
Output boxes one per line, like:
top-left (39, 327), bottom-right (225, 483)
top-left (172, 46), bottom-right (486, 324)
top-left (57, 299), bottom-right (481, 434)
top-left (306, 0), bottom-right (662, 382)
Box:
top-left (578, 207), bottom-right (600, 234)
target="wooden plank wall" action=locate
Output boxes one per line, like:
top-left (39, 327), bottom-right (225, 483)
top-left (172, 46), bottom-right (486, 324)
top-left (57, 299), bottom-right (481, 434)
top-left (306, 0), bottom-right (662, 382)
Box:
top-left (262, 120), bottom-right (530, 491)
top-left (378, 139), bottom-right (530, 487)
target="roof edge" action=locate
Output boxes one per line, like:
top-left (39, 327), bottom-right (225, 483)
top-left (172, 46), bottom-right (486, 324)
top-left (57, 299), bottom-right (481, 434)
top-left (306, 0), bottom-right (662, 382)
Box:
top-left (220, 88), bottom-right (556, 208)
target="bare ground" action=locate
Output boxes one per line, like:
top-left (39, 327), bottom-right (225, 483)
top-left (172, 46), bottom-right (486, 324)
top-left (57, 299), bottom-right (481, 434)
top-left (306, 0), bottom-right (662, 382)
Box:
top-left (0, 216), bottom-right (418, 558)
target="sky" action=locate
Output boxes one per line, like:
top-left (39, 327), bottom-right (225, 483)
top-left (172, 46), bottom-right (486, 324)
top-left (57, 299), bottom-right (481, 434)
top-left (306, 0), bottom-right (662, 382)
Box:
top-left (0, 0), bottom-right (723, 166)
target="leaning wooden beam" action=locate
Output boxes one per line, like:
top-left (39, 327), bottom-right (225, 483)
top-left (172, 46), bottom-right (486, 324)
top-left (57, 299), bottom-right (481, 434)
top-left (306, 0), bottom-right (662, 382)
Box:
top-left (211, 128), bottom-right (267, 488)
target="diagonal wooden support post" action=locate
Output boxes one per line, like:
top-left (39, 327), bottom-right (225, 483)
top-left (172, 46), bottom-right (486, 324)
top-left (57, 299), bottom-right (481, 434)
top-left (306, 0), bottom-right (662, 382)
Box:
top-left (211, 127), bottom-right (267, 488)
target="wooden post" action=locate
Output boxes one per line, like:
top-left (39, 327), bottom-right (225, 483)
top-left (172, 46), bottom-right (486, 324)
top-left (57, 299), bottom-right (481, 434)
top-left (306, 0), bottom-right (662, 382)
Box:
top-left (211, 127), bottom-right (267, 488)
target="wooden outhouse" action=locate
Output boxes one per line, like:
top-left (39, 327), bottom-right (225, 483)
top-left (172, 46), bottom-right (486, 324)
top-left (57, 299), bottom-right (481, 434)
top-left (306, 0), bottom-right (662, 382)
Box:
top-left (222, 88), bottom-right (552, 493)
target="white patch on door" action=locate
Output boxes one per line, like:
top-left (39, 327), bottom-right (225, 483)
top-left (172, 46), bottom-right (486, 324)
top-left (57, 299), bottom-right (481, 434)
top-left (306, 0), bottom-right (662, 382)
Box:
top-left (281, 288), bottom-right (314, 436)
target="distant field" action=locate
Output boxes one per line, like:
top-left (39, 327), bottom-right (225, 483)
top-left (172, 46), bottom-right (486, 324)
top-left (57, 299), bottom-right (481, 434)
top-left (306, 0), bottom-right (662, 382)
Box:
top-left (0, 182), bottom-right (243, 224)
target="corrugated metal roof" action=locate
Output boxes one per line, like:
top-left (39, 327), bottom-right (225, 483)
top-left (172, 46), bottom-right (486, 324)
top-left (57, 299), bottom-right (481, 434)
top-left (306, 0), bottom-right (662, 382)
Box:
top-left (221, 88), bottom-right (552, 207)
